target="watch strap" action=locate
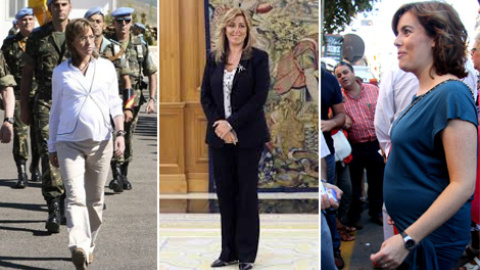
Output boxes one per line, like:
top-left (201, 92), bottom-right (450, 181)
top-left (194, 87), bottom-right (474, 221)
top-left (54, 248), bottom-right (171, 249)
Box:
top-left (3, 117), bottom-right (14, 124)
top-left (400, 231), bottom-right (416, 251)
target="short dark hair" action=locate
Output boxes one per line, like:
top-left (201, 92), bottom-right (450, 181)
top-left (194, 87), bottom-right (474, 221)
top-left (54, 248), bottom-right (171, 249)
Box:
top-left (392, 1), bottom-right (467, 78)
top-left (334, 61), bottom-right (354, 73)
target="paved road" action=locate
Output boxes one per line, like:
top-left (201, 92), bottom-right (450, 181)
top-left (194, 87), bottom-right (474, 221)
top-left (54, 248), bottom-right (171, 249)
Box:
top-left (345, 209), bottom-right (386, 270)
top-left (0, 111), bottom-right (157, 270)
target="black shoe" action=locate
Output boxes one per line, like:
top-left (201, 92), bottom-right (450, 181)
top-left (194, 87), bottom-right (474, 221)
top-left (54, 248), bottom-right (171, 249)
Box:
top-left (12, 160), bottom-right (28, 188)
top-left (30, 167), bottom-right (41, 182)
top-left (110, 162), bottom-right (124, 192)
top-left (46, 199), bottom-right (61, 233)
top-left (12, 173), bottom-right (28, 189)
top-left (122, 177), bottom-right (132, 190)
top-left (211, 259), bottom-right (238, 267)
top-left (120, 163), bottom-right (132, 190)
top-left (239, 263), bottom-right (253, 270)
top-left (109, 179), bottom-right (123, 193)
top-left (60, 196), bottom-right (67, 225)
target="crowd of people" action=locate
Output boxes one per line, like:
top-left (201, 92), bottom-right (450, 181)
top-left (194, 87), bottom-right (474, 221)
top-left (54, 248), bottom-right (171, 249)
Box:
top-left (0, 1), bottom-right (157, 269)
top-left (322, 1), bottom-right (480, 269)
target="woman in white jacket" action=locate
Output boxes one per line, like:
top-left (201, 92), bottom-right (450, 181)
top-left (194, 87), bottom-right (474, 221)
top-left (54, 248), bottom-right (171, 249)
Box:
top-left (48, 18), bottom-right (125, 270)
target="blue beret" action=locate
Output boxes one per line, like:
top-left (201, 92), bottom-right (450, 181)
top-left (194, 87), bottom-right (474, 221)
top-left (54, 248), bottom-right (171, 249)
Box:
top-left (12, 19), bottom-right (17, 25)
top-left (84, 6), bottom-right (104, 19)
top-left (15, 7), bottom-right (34, 20)
top-left (111, 7), bottom-right (134, 18)
top-left (134, 23), bottom-right (145, 30)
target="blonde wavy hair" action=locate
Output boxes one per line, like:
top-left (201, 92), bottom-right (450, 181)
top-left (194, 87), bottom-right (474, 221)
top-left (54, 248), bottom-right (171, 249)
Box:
top-left (211, 8), bottom-right (256, 64)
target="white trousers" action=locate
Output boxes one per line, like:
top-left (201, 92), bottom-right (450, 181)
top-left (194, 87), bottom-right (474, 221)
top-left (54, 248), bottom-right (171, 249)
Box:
top-left (383, 203), bottom-right (395, 240)
top-left (56, 139), bottom-right (112, 260)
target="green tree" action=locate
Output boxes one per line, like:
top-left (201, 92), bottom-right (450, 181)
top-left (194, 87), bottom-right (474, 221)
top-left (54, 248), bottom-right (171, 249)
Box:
top-left (323, 0), bottom-right (378, 34)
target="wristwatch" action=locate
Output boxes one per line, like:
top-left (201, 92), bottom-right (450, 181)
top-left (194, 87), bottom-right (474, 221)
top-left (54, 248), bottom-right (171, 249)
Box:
top-left (115, 130), bottom-right (127, 137)
top-left (400, 231), bottom-right (416, 251)
top-left (3, 117), bottom-right (14, 124)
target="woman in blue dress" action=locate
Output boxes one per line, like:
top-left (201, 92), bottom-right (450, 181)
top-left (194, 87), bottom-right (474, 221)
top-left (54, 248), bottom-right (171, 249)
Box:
top-left (371, 2), bottom-right (478, 269)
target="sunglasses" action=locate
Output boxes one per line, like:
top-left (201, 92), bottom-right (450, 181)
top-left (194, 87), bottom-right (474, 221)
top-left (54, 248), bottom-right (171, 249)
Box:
top-left (116, 18), bottom-right (132, 23)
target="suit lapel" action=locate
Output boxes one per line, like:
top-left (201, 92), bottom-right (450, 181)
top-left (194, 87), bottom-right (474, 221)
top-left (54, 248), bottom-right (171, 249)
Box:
top-left (216, 61), bottom-right (226, 116)
top-left (232, 59), bottom-right (247, 88)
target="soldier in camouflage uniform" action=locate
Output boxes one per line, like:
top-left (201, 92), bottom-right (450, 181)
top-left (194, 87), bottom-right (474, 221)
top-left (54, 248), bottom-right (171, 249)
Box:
top-left (2, 8), bottom-right (41, 189)
top-left (104, 7), bottom-right (157, 193)
top-left (20, 0), bottom-right (71, 234)
top-left (0, 51), bottom-right (16, 144)
top-left (84, 7), bottom-right (111, 57)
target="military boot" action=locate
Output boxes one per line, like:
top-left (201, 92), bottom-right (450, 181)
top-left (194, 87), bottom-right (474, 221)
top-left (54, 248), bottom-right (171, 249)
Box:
top-left (59, 195), bottom-right (67, 225)
top-left (29, 155), bottom-right (41, 182)
top-left (12, 159), bottom-right (28, 189)
top-left (108, 162), bottom-right (123, 193)
top-left (120, 162), bottom-right (132, 190)
top-left (46, 198), bottom-right (61, 233)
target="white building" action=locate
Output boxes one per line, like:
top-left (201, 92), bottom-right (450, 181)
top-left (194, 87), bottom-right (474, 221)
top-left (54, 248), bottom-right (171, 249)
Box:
top-left (1, 0), bottom-right (117, 39)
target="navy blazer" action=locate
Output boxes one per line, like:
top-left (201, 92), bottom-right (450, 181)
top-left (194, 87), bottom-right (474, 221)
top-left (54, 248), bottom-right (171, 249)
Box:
top-left (201, 47), bottom-right (271, 148)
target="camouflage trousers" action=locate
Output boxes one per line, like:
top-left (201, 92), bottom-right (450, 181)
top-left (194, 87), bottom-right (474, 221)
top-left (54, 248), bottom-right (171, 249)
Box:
top-left (34, 98), bottom-right (64, 202)
top-left (111, 89), bottom-right (142, 165)
top-left (13, 99), bottom-right (39, 164)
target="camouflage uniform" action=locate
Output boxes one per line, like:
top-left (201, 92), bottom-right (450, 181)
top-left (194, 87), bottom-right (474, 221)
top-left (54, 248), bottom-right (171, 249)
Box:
top-left (23, 21), bottom-right (69, 232)
top-left (0, 52), bottom-right (16, 95)
top-left (2, 32), bottom-right (41, 186)
top-left (103, 34), bottom-right (157, 191)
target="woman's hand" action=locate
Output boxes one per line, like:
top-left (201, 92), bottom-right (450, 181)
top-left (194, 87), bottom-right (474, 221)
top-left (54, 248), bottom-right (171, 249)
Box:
top-left (370, 234), bottom-right (409, 270)
top-left (114, 136), bottom-right (125, 158)
top-left (222, 131), bottom-right (237, 144)
top-left (213, 120), bottom-right (232, 139)
top-left (387, 215), bottom-right (395, 226)
top-left (49, 152), bottom-right (59, 167)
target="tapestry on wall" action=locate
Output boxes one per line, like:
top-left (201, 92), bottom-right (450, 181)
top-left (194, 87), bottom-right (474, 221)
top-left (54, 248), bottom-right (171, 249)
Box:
top-left (205, 0), bottom-right (319, 191)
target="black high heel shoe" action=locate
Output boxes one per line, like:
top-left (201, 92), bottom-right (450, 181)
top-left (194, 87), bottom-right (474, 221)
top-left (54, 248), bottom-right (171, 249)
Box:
top-left (239, 263), bottom-right (253, 270)
top-left (210, 259), bottom-right (238, 268)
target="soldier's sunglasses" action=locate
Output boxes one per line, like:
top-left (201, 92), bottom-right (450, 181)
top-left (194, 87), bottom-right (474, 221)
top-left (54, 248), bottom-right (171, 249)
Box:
top-left (116, 18), bottom-right (132, 24)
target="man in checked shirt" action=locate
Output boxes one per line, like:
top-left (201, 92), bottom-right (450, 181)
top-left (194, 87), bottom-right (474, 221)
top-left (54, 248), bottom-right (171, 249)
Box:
top-left (334, 61), bottom-right (385, 231)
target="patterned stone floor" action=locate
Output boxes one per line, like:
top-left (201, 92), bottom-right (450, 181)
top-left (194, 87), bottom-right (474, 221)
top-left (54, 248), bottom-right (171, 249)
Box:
top-left (159, 213), bottom-right (319, 270)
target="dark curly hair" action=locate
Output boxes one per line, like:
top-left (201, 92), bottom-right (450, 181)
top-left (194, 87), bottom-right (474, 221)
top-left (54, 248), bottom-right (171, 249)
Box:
top-left (392, 1), bottom-right (468, 79)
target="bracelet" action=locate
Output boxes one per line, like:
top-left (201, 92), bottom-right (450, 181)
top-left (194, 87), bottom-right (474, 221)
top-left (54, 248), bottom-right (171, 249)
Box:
top-left (148, 97), bottom-right (156, 102)
top-left (115, 130), bottom-right (127, 137)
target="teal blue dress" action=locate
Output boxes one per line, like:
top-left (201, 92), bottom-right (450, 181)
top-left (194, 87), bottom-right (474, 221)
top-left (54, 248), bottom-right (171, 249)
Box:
top-left (384, 80), bottom-right (478, 269)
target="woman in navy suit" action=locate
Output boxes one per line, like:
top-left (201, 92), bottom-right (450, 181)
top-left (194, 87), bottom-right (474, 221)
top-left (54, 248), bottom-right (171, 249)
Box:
top-left (200, 7), bottom-right (270, 270)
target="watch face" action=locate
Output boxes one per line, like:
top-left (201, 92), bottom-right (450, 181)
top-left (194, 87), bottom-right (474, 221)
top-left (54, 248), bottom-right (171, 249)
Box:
top-left (405, 239), bottom-right (415, 250)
